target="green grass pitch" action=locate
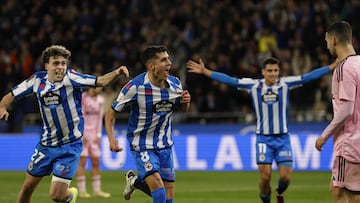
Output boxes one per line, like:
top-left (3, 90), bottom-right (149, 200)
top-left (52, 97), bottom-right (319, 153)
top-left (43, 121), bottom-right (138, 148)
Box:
top-left (0, 171), bottom-right (332, 203)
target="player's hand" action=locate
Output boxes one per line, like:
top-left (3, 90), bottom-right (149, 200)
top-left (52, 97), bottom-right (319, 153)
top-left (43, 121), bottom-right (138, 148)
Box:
top-left (116, 66), bottom-right (130, 78)
top-left (315, 136), bottom-right (326, 151)
top-left (0, 108), bottom-right (9, 121)
top-left (186, 59), bottom-right (206, 74)
top-left (109, 138), bottom-right (123, 152)
top-left (180, 90), bottom-right (191, 104)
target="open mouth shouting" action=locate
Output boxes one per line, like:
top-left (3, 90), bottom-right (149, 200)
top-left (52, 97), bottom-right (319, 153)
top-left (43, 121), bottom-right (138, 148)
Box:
top-left (54, 69), bottom-right (65, 81)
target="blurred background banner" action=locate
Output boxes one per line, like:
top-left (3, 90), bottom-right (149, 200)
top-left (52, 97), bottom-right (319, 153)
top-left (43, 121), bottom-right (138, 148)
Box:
top-left (0, 124), bottom-right (333, 171)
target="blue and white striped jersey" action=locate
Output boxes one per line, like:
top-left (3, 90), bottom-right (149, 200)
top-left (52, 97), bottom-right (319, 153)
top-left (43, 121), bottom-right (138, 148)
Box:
top-left (12, 69), bottom-right (97, 147)
top-left (112, 72), bottom-right (183, 151)
top-left (210, 66), bottom-right (331, 135)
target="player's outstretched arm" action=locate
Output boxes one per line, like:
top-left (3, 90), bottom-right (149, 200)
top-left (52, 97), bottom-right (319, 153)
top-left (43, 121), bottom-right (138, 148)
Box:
top-left (0, 92), bottom-right (14, 121)
top-left (303, 58), bottom-right (340, 82)
top-left (187, 58), bottom-right (240, 87)
top-left (96, 65), bottom-right (130, 87)
top-left (104, 108), bottom-right (123, 152)
top-left (186, 59), bottom-right (212, 77)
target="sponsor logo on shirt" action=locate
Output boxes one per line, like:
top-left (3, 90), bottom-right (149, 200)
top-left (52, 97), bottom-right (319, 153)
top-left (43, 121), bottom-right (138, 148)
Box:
top-left (153, 101), bottom-right (174, 113)
top-left (40, 92), bottom-right (62, 108)
top-left (262, 91), bottom-right (278, 104)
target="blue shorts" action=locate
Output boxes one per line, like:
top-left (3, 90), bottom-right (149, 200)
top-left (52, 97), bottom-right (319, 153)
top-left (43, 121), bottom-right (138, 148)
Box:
top-left (27, 139), bottom-right (82, 180)
top-left (131, 147), bottom-right (175, 182)
top-left (256, 133), bottom-right (293, 167)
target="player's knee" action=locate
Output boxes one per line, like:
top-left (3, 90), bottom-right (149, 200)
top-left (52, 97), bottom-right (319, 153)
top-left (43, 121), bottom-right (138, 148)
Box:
top-left (260, 172), bottom-right (271, 182)
top-left (279, 175), bottom-right (291, 183)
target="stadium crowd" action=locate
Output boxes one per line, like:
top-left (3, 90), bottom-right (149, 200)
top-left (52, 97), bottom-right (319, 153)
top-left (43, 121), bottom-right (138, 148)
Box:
top-left (1, 0), bottom-right (360, 131)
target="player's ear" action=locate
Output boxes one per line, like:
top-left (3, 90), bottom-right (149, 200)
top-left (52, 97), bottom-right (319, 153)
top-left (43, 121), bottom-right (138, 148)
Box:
top-left (333, 36), bottom-right (337, 46)
top-left (146, 62), bottom-right (155, 71)
top-left (261, 65), bottom-right (266, 75)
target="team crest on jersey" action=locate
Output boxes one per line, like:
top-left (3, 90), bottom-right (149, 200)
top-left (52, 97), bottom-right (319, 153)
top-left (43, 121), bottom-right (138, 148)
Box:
top-left (259, 154), bottom-right (266, 162)
top-left (153, 101), bottom-right (174, 114)
top-left (262, 91), bottom-right (278, 104)
top-left (28, 161), bottom-right (34, 171)
top-left (40, 92), bottom-right (62, 108)
top-left (144, 162), bottom-right (153, 172)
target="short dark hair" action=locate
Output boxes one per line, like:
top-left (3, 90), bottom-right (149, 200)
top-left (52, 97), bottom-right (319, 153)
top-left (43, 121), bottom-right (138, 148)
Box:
top-left (41, 45), bottom-right (71, 64)
top-left (141, 45), bottom-right (168, 65)
top-left (327, 21), bottom-right (352, 44)
top-left (262, 57), bottom-right (280, 69)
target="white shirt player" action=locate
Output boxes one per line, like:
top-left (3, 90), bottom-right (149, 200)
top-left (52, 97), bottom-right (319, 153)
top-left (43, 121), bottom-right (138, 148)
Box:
top-left (112, 72), bottom-right (183, 151)
top-left (12, 69), bottom-right (97, 147)
top-left (209, 66), bottom-right (331, 135)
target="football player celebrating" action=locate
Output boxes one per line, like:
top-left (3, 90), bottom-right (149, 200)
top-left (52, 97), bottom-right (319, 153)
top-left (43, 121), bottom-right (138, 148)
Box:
top-left (187, 56), bottom-right (337, 203)
top-left (0, 45), bottom-right (129, 203)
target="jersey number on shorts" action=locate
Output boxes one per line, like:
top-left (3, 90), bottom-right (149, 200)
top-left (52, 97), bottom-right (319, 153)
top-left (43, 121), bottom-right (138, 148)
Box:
top-left (31, 149), bottom-right (45, 164)
top-left (258, 143), bottom-right (267, 153)
top-left (140, 151), bottom-right (150, 163)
